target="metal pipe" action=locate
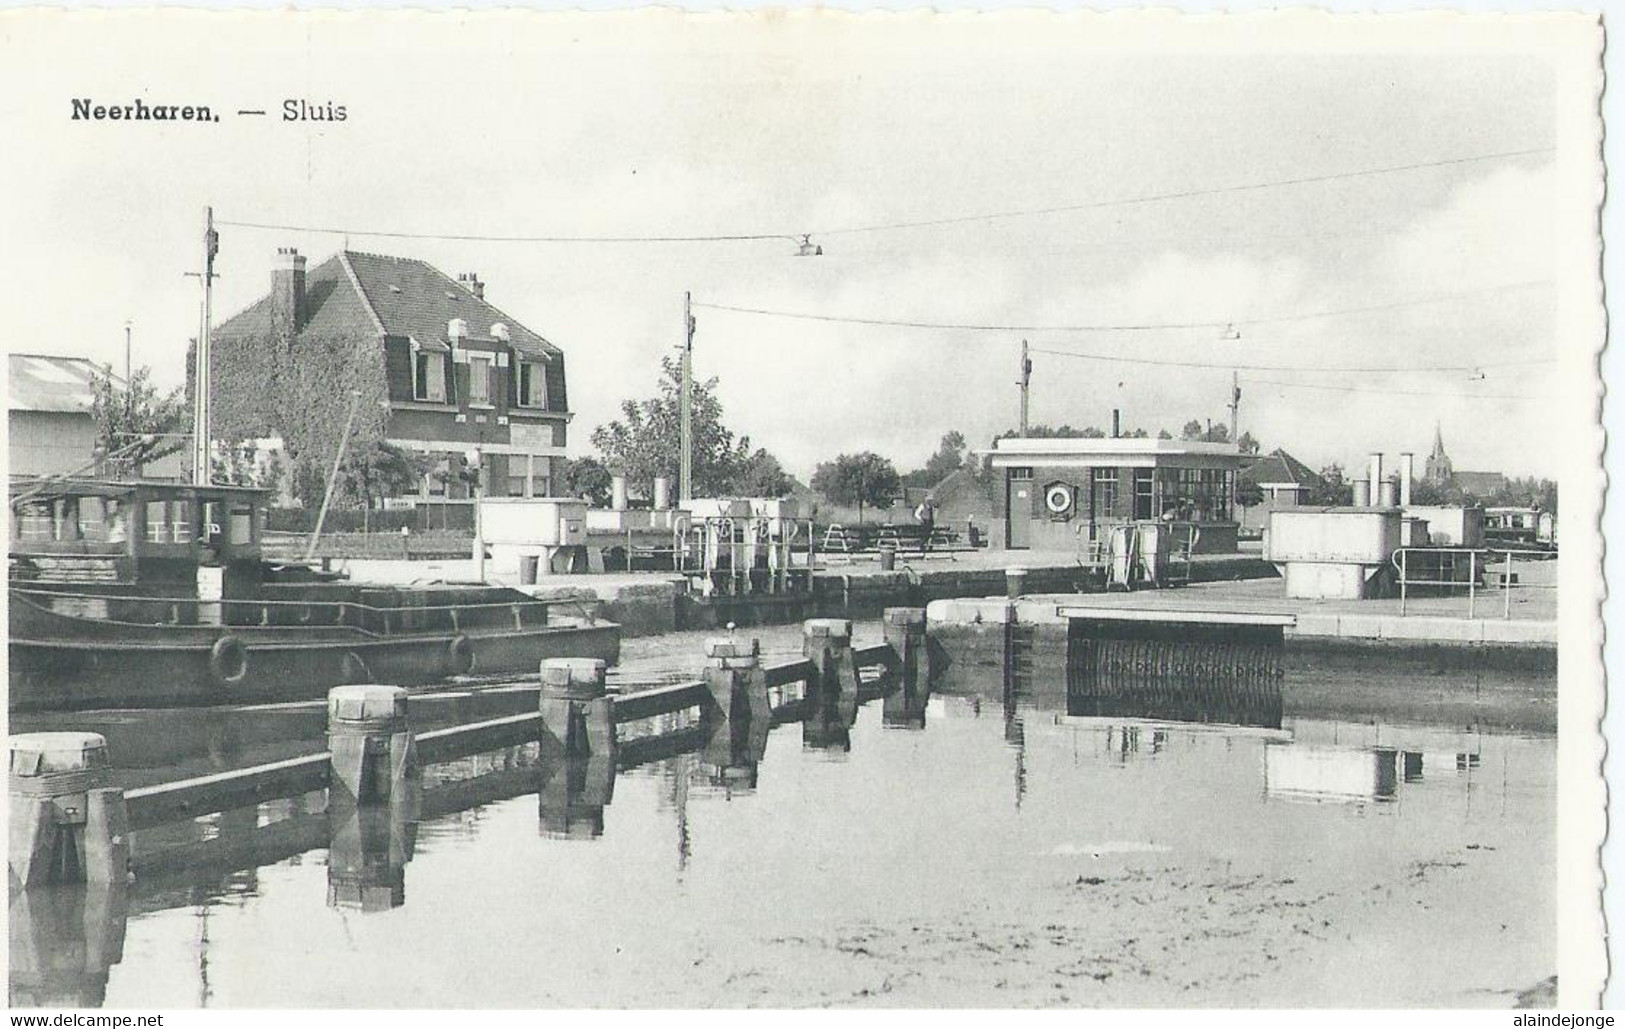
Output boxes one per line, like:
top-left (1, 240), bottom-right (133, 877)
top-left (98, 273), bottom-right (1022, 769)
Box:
top-left (1399, 452), bottom-right (1414, 507)
top-left (1352, 479), bottom-right (1371, 507)
top-left (1368, 453), bottom-right (1383, 507)
top-left (653, 476), bottom-right (670, 512)
top-left (611, 475), bottom-right (628, 512)
top-left (1378, 477), bottom-right (1398, 507)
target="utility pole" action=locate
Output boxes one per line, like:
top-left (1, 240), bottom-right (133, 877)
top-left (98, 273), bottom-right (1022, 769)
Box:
top-left (680, 291), bottom-right (694, 502)
top-left (1018, 339), bottom-right (1031, 436)
top-left (1228, 370), bottom-right (1240, 445)
top-left (192, 206), bottom-right (218, 485)
top-left (124, 321), bottom-right (133, 424)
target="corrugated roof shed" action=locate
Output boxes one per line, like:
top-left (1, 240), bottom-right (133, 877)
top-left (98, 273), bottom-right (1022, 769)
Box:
top-left (9, 354), bottom-right (101, 414)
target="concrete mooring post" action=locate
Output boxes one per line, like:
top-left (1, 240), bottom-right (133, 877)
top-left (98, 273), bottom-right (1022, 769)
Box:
top-left (9, 733), bottom-right (130, 890)
top-left (703, 636), bottom-right (769, 725)
top-left (882, 607), bottom-right (932, 729)
top-left (701, 635), bottom-right (771, 789)
top-left (326, 685), bottom-right (417, 806)
top-left (539, 657), bottom-right (615, 761)
top-left (803, 618), bottom-right (860, 749)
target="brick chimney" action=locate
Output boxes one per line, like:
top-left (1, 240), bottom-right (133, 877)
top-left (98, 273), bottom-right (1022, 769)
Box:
top-left (271, 247), bottom-right (307, 336)
top-left (456, 272), bottom-right (484, 301)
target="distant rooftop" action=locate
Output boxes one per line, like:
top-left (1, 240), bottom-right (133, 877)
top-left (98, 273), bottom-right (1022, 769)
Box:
top-left (9, 353), bottom-right (103, 415)
top-left (985, 436), bottom-right (1242, 462)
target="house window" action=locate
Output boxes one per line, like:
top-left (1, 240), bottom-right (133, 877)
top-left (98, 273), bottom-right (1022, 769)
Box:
top-left (1160, 468), bottom-right (1234, 522)
top-left (1133, 469), bottom-right (1155, 520)
top-left (1009, 467), bottom-right (1033, 481)
top-left (507, 474), bottom-right (529, 497)
top-left (427, 457), bottom-right (449, 496)
top-left (517, 360), bottom-right (547, 409)
top-left (1091, 467), bottom-right (1118, 519)
top-left (414, 352), bottom-right (446, 402)
top-left (469, 355), bottom-right (493, 405)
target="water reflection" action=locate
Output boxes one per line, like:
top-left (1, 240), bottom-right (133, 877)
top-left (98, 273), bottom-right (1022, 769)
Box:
top-left (326, 790), bottom-right (420, 912)
top-left (10, 624), bottom-right (1557, 1009)
top-left (537, 750), bottom-right (615, 840)
top-left (9, 881), bottom-right (128, 1008)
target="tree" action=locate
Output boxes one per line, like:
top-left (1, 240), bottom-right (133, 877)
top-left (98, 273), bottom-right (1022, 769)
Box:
top-left (1309, 462), bottom-right (1354, 506)
top-left (733, 448), bottom-right (795, 498)
top-left (1236, 480), bottom-right (1265, 508)
top-left (811, 452), bottom-right (901, 524)
top-left (557, 456), bottom-right (615, 507)
top-left (1181, 420), bottom-right (1205, 441)
top-left (591, 356), bottom-right (791, 497)
top-left (343, 442), bottom-right (427, 528)
top-left (1236, 431), bottom-right (1262, 455)
top-left (1157, 429), bottom-right (1173, 440)
top-left (905, 431), bottom-right (970, 487)
top-left (203, 331), bottom-right (389, 507)
top-left (90, 364), bottom-right (189, 476)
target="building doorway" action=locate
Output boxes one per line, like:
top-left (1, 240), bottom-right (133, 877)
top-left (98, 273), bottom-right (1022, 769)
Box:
top-left (1006, 468), bottom-right (1032, 549)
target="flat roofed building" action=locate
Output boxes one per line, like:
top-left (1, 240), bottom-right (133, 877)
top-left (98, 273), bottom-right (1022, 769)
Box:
top-left (985, 436), bottom-right (1244, 553)
top-left (9, 353), bottom-right (100, 477)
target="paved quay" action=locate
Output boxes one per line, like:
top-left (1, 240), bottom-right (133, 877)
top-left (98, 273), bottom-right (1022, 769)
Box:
top-left (926, 562), bottom-right (1558, 648)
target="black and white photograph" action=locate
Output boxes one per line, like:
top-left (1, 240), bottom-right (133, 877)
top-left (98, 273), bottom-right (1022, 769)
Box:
top-left (0, 8), bottom-right (1608, 1013)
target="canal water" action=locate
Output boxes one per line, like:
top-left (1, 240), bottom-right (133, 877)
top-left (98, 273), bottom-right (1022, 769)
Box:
top-left (11, 623), bottom-right (1554, 1008)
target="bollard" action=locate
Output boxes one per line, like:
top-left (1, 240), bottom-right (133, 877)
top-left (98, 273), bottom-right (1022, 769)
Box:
top-left (539, 657), bottom-right (614, 760)
top-left (703, 636), bottom-right (768, 725)
top-left (1006, 567), bottom-right (1027, 599)
top-left (882, 607), bottom-right (932, 729)
top-left (9, 733), bottom-right (129, 889)
top-left (803, 618), bottom-right (860, 699)
top-left (326, 685), bottom-right (417, 806)
top-left (803, 618), bottom-right (860, 737)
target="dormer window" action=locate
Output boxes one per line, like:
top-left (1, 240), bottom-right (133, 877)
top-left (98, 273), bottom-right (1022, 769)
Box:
top-left (517, 359), bottom-right (547, 409)
top-left (468, 353), bottom-right (493, 406)
top-left (413, 349), bottom-right (446, 402)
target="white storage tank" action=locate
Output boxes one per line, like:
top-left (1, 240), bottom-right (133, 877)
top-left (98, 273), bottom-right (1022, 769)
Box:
top-left (1267, 506), bottom-right (1401, 600)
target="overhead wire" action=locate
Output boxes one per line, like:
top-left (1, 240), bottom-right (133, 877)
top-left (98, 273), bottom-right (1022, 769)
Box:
top-left (215, 145), bottom-right (1552, 246)
top-left (694, 280), bottom-right (1552, 334)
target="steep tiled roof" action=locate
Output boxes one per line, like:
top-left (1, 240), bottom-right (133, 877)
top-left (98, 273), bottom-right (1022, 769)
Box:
top-left (9, 353), bottom-right (100, 414)
top-left (342, 252), bottom-right (560, 359)
top-left (1238, 448), bottom-right (1324, 489)
top-left (1453, 471), bottom-right (1507, 496)
top-left (212, 254), bottom-right (382, 341)
top-left (213, 251), bottom-right (561, 360)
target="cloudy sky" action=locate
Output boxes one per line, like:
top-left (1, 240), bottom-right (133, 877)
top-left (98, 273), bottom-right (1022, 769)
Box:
top-left (1, 11), bottom-right (1598, 481)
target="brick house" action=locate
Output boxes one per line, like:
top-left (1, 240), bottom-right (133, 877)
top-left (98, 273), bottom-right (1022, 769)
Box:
top-left (984, 436), bottom-right (1244, 553)
top-left (1235, 448), bottom-right (1326, 533)
top-left (212, 248), bottom-right (569, 505)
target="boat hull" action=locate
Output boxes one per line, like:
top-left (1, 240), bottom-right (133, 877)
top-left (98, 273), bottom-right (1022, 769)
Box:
top-left (9, 593), bottom-right (621, 711)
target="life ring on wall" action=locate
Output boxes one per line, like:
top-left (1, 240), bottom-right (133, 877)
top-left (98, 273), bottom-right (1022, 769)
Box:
top-left (341, 651), bottom-right (372, 684)
top-left (443, 634), bottom-right (475, 677)
top-left (208, 636), bottom-right (249, 686)
top-left (1044, 483), bottom-right (1075, 518)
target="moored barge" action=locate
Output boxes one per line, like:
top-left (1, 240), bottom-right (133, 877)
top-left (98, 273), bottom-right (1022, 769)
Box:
top-left (9, 477), bottom-right (619, 711)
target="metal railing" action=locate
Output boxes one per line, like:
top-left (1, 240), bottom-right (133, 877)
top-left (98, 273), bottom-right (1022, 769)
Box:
top-left (12, 585), bottom-right (590, 635)
top-left (1391, 547), bottom-right (1549, 619)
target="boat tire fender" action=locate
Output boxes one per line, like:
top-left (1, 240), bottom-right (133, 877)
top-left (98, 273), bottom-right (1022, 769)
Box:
top-left (445, 634), bottom-right (475, 676)
top-left (209, 636), bottom-right (249, 686)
